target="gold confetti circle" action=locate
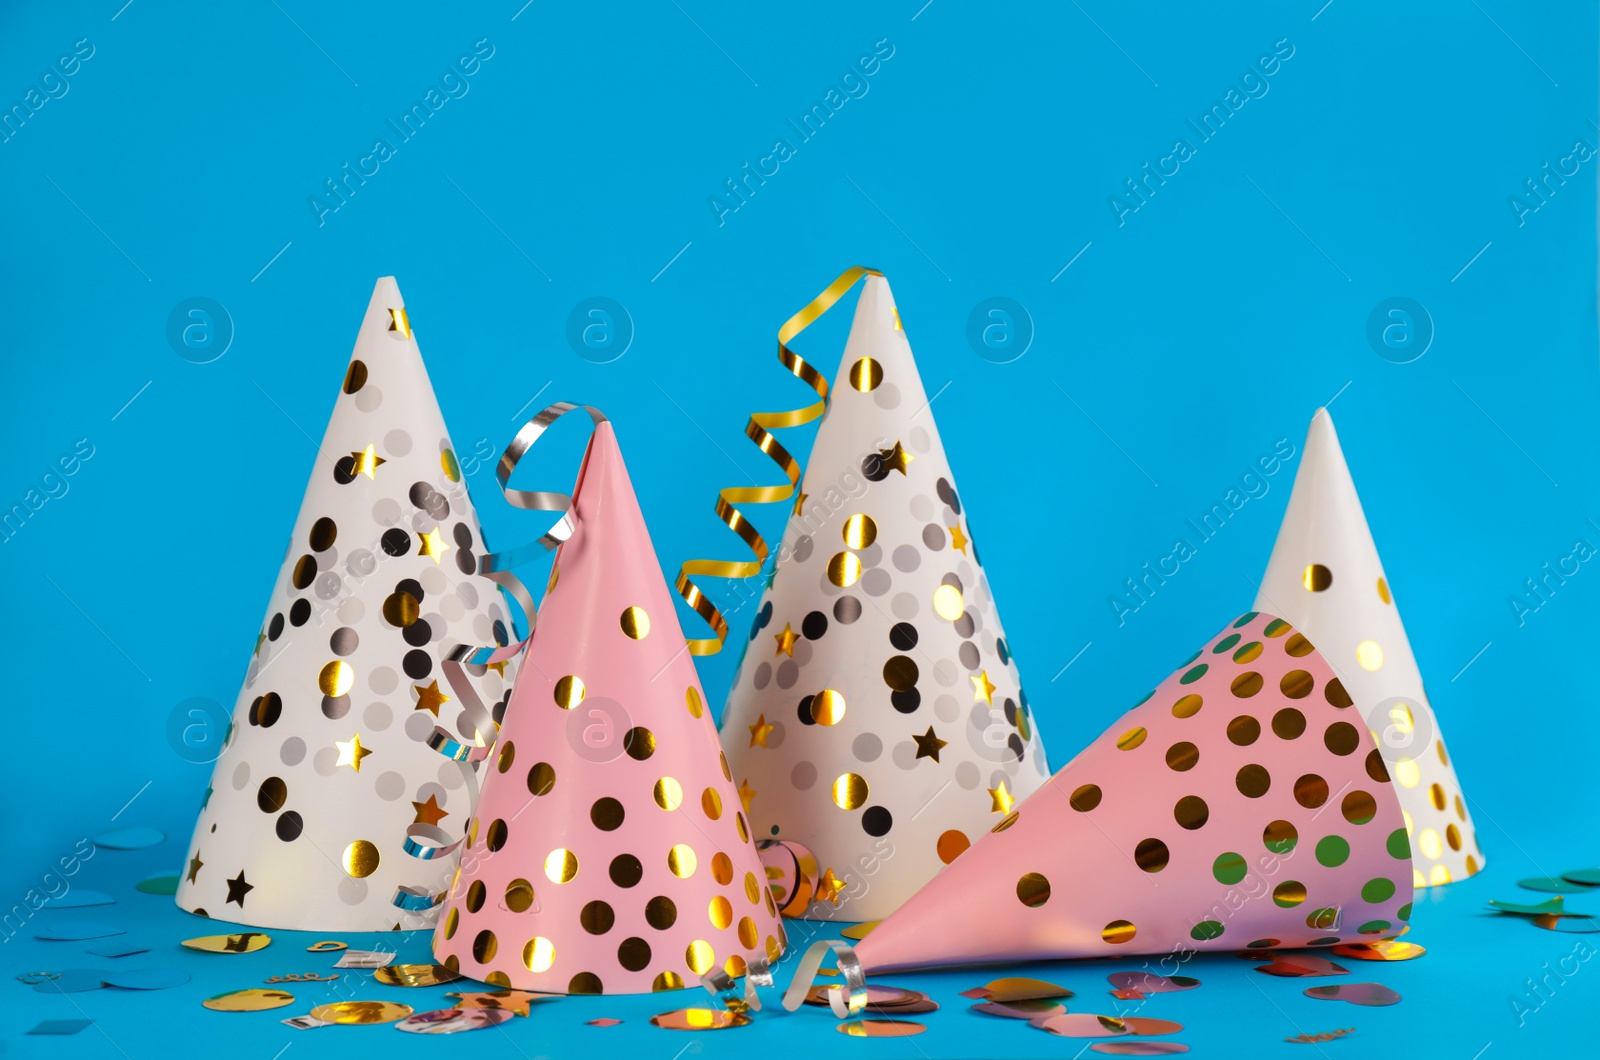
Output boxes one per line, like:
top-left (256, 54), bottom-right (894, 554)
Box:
top-left (738, 916), bottom-right (759, 948)
top-left (709, 896), bottom-right (733, 929)
top-left (932, 584), bottom-right (965, 620)
top-left (443, 908), bottom-right (458, 939)
top-left (527, 761), bottom-right (556, 796)
top-left (843, 513), bottom-right (878, 549)
top-left (1134, 838), bottom-right (1169, 872)
top-left (654, 971), bottom-right (687, 992)
top-left (1016, 872), bottom-right (1051, 907)
top-left (311, 1000), bottom-right (415, 1025)
top-left (1231, 672), bottom-right (1264, 697)
top-left (1280, 670), bottom-right (1314, 699)
top-left (620, 606), bottom-right (650, 639)
top-left (505, 878), bottom-right (535, 913)
top-left (1356, 640), bottom-right (1384, 671)
top-left (811, 689), bottom-right (847, 725)
top-left (654, 777), bottom-right (684, 811)
top-left (371, 964), bottom-right (462, 988)
top-left (1069, 784), bottom-right (1102, 811)
top-left (936, 829), bottom-right (970, 864)
top-left (668, 844), bottom-right (697, 878)
top-left (545, 848), bottom-right (578, 883)
top-left (686, 940), bottom-right (716, 975)
top-left (711, 852), bottom-right (733, 884)
top-left (828, 551), bottom-right (862, 587)
top-left (1116, 726), bottom-right (1147, 751)
top-left (1377, 577), bottom-right (1392, 603)
top-left (1303, 564), bottom-right (1333, 591)
top-left (554, 675), bottom-right (586, 709)
top-left (319, 660), bottom-right (354, 697)
top-left (1172, 694), bottom-right (1203, 718)
top-left (342, 840), bottom-right (379, 878)
top-left (625, 727), bottom-right (657, 761)
top-left (382, 591), bottom-right (419, 627)
top-left (1102, 920), bottom-right (1137, 945)
top-left (523, 936), bottom-right (555, 973)
top-left (832, 772), bottom-right (869, 810)
top-left (849, 357), bottom-right (883, 391)
top-left (203, 988), bottom-right (295, 1011)
top-left (686, 686), bottom-right (704, 717)
top-left (652, 1006), bottom-right (746, 1031)
top-left (702, 787), bottom-right (723, 820)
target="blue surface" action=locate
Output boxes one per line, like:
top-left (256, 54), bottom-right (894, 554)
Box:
top-left (2, 1), bottom-right (1597, 1057)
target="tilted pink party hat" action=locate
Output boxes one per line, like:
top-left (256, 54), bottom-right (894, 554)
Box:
top-left (856, 612), bottom-right (1415, 973)
top-left (432, 423), bottom-right (786, 993)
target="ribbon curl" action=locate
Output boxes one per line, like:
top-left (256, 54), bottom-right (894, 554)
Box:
top-left (700, 940), bottom-right (867, 1019)
top-left (676, 267), bottom-right (882, 655)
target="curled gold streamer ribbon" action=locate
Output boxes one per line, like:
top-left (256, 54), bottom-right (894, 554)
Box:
top-left (676, 267), bottom-right (882, 655)
top-left (391, 402), bottom-right (608, 912)
top-left (699, 940), bottom-right (866, 1020)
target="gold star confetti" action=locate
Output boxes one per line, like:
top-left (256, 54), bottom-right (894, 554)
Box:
top-left (912, 726), bottom-right (948, 763)
top-left (186, 851), bottom-right (204, 884)
top-left (487, 659), bottom-right (508, 678)
top-left (949, 524), bottom-right (969, 554)
top-left (417, 526), bottom-right (451, 564)
top-left (350, 443), bottom-right (386, 480)
top-left (748, 714), bottom-right (776, 748)
top-left (971, 669), bottom-right (996, 705)
top-left (773, 623), bottom-right (799, 657)
top-left (736, 778), bottom-right (758, 814)
top-left (988, 780), bottom-right (1016, 815)
top-left (815, 868), bottom-right (845, 906)
top-left (335, 733), bottom-right (372, 772)
top-left (388, 306), bottom-right (411, 338)
top-left (878, 441), bottom-right (914, 476)
top-left (412, 794), bottom-right (448, 826)
top-left (413, 680), bottom-right (450, 717)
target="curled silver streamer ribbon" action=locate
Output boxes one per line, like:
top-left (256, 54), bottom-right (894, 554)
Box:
top-left (390, 403), bottom-right (608, 912)
top-left (699, 940), bottom-right (867, 1020)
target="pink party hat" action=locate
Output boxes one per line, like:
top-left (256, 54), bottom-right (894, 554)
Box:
top-left (855, 612), bottom-right (1415, 973)
top-left (432, 423), bottom-right (786, 993)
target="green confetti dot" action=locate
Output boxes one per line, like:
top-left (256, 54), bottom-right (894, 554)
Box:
top-left (1213, 634), bottom-right (1242, 654)
top-left (1386, 827), bottom-right (1411, 860)
top-left (1180, 664), bottom-right (1209, 685)
top-left (1133, 689), bottom-right (1155, 707)
top-left (1232, 641), bottom-right (1263, 661)
top-left (1263, 618), bottom-right (1290, 636)
top-left (1305, 907), bottom-right (1339, 930)
top-left (1397, 902), bottom-right (1413, 922)
top-left (1182, 649), bottom-right (1202, 666)
top-left (1316, 835), bottom-right (1351, 867)
top-left (1361, 877), bottom-right (1396, 903)
top-left (1357, 919), bottom-right (1391, 934)
top-left (1190, 920), bottom-right (1224, 941)
top-left (1213, 852), bottom-right (1247, 885)
top-left (1234, 612), bottom-right (1259, 628)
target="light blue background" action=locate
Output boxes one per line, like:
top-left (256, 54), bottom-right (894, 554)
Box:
top-left (2, 1), bottom-right (1597, 1057)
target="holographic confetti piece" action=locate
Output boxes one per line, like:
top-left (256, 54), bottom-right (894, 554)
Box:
top-left (395, 1007), bottom-right (513, 1034)
top-left (1331, 941), bottom-right (1425, 962)
top-left (1108, 972), bottom-right (1200, 994)
top-left (1256, 956), bottom-right (1351, 978)
top-left (333, 949), bottom-right (395, 968)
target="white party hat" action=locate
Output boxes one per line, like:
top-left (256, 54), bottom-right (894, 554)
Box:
top-left (717, 274), bottom-right (1050, 921)
top-left (176, 277), bottom-right (518, 930)
top-left (1254, 408), bottom-right (1482, 887)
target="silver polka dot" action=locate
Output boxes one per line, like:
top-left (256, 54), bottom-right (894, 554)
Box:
top-left (369, 666), bottom-right (399, 694)
top-left (421, 613), bottom-right (446, 642)
top-left (861, 568), bottom-right (891, 597)
top-left (338, 876), bottom-right (369, 905)
top-left (384, 429), bottom-right (413, 457)
top-left (922, 524), bottom-right (947, 550)
top-left (403, 711), bottom-right (434, 742)
top-left (932, 660), bottom-right (960, 688)
top-left (354, 385), bottom-right (383, 412)
top-left (321, 695), bottom-right (351, 720)
top-left (372, 498), bottom-right (402, 526)
top-left (314, 571), bottom-right (343, 600)
top-left (890, 592), bottom-right (919, 619)
top-left (954, 761), bottom-right (980, 789)
top-left (954, 612), bottom-right (976, 638)
top-left (791, 638), bottom-right (813, 666)
top-left (337, 596), bottom-right (364, 625)
top-left (852, 733), bottom-right (882, 762)
top-left (419, 566), bottom-right (447, 594)
top-left (818, 572), bottom-right (841, 597)
top-left (438, 760), bottom-right (465, 789)
top-left (346, 548), bottom-right (377, 578)
top-left (456, 581), bottom-right (479, 608)
top-left (374, 770), bottom-right (407, 801)
top-left (791, 761), bottom-right (818, 790)
top-left (315, 544), bottom-right (339, 566)
top-left (792, 536), bottom-right (814, 563)
top-left (910, 495), bottom-right (935, 521)
top-left (942, 572), bottom-right (965, 592)
top-left (473, 614), bottom-right (494, 642)
top-left (934, 694), bottom-right (960, 722)
top-left (410, 510), bottom-right (434, 532)
top-left (909, 426), bottom-right (931, 453)
top-left (966, 608), bottom-right (984, 634)
top-left (892, 740), bottom-right (918, 769)
top-left (775, 660), bottom-right (799, 689)
top-left (988, 769), bottom-right (1011, 791)
top-left (331, 627), bottom-right (359, 655)
top-left (834, 597), bottom-right (863, 623)
top-left (857, 542), bottom-right (883, 569)
top-left (958, 641), bottom-right (981, 670)
top-left (231, 760), bottom-right (251, 790)
top-left (416, 782), bottom-right (446, 807)
top-left (873, 382), bottom-right (901, 409)
top-left (364, 701), bottom-right (393, 731)
top-left (764, 721), bottom-right (786, 750)
top-left (275, 737), bottom-right (305, 768)
top-left (752, 662), bottom-right (773, 691)
top-left (313, 746), bottom-right (338, 776)
top-left (957, 560), bottom-right (975, 584)
top-left (969, 702), bottom-right (995, 729)
top-left (892, 545), bottom-right (920, 572)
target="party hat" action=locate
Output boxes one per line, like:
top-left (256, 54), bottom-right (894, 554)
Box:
top-left (177, 278), bottom-right (517, 931)
top-left (855, 611), bottom-right (1414, 972)
top-left (717, 274), bottom-right (1050, 922)
top-left (432, 422), bottom-right (785, 993)
top-left (1254, 409), bottom-right (1482, 887)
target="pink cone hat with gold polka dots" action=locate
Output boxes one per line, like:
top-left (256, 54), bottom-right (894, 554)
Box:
top-left (177, 277), bottom-right (518, 931)
top-left (854, 612), bottom-right (1415, 973)
top-left (431, 422), bottom-right (785, 993)
top-left (1255, 408), bottom-right (1483, 887)
top-left (718, 274), bottom-right (1051, 922)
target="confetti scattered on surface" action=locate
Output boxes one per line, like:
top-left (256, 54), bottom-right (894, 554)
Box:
top-left (306, 941), bottom-right (347, 952)
top-left (1533, 914), bottom-right (1600, 933)
top-left (17, 971), bottom-right (59, 984)
top-left (203, 989), bottom-right (297, 1012)
top-left (263, 973), bottom-right (340, 984)
top-left (839, 921), bottom-right (879, 940)
top-left (281, 1015), bottom-right (331, 1029)
top-left (1331, 941), bottom-right (1425, 962)
top-left (308, 1000), bottom-right (415, 1025)
top-left (51, 890), bottom-right (115, 908)
top-left (1304, 983), bottom-right (1402, 1007)
top-left (837, 1019), bottom-right (927, 1037)
top-left (446, 989), bottom-right (558, 1017)
top-left (587, 1018), bottom-right (622, 1027)
top-left (1112, 989), bottom-right (1146, 1000)
top-left (806, 985), bottom-right (920, 1008)
top-left (1108, 972), bottom-right (1200, 994)
top-left (135, 875), bottom-right (179, 895)
top-left (1032, 1014), bottom-right (1134, 1038)
top-left (91, 826), bottom-right (165, 850)
top-left (101, 968), bottom-right (190, 990)
top-left (650, 1007), bottom-right (750, 1030)
top-left (182, 932), bottom-right (271, 954)
top-left (333, 949), bottom-right (395, 968)
top-left (1519, 876), bottom-right (1592, 893)
top-left (974, 999), bottom-right (1069, 1020)
top-left (1287, 1028), bottom-right (1355, 1044)
top-left (1090, 1044), bottom-right (1191, 1056)
top-left (27, 1019), bottom-right (93, 1035)
top-left (87, 939), bottom-right (151, 958)
top-left (1563, 868), bottom-right (1600, 886)
top-left (1488, 897), bottom-right (1572, 916)
top-left (372, 963), bottom-right (461, 987)
top-left (1255, 956), bottom-right (1351, 978)
top-left (967, 976), bottom-right (1074, 1002)
top-left (34, 920), bottom-right (126, 941)
top-left (32, 968), bottom-right (112, 993)
top-left (395, 1007), bottom-right (513, 1034)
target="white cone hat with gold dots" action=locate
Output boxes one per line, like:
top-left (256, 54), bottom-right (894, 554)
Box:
top-left (717, 274), bottom-right (1050, 922)
top-left (1254, 407), bottom-right (1482, 887)
top-left (176, 277), bottom-right (517, 931)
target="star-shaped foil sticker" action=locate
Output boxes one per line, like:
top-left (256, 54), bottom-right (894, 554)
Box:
top-left (877, 441), bottom-right (914, 476)
top-left (988, 780), bottom-right (1016, 815)
top-left (971, 669), bottom-right (997, 705)
top-left (773, 623), bottom-right (799, 657)
top-left (814, 868), bottom-right (845, 906)
top-left (225, 870), bottom-right (253, 907)
top-left (388, 306), bottom-right (411, 339)
top-left (748, 714), bottom-right (775, 748)
top-left (350, 443), bottom-right (386, 480)
top-left (417, 526), bottom-right (451, 564)
top-left (412, 794), bottom-right (448, 826)
top-left (186, 851), bottom-right (204, 884)
top-left (413, 680), bottom-right (450, 716)
top-left (912, 726), bottom-right (948, 763)
top-left (949, 524), bottom-right (969, 554)
top-left (335, 733), bottom-right (372, 772)
top-left (736, 778), bottom-right (757, 814)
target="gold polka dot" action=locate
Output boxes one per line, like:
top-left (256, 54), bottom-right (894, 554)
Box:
top-left (932, 584), bottom-right (965, 620)
top-left (382, 591), bottom-right (418, 627)
top-left (1236, 764), bottom-right (1271, 798)
top-left (937, 829), bottom-right (970, 864)
top-left (505, 878), bottom-right (535, 913)
top-left (569, 972), bottom-right (602, 994)
top-left (711, 853), bottom-right (733, 885)
top-left (842, 514), bottom-right (877, 550)
top-left (466, 818), bottom-right (479, 849)
top-left (702, 787), bottom-right (723, 820)
top-left (545, 848), bottom-right (578, 884)
top-left (1356, 640), bottom-right (1384, 671)
top-left (1172, 693), bottom-right (1203, 718)
top-left (1437, 740), bottom-right (1450, 767)
top-left (1069, 784), bottom-right (1102, 812)
top-left (725, 955), bottom-right (747, 978)
top-left (1395, 758), bottom-right (1420, 788)
top-left (590, 796), bottom-right (625, 831)
top-left (654, 777), bottom-right (683, 811)
top-left (620, 606), bottom-right (650, 640)
top-left (1303, 564), bottom-right (1332, 591)
top-left (992, 811), bottom-right (1019, 833)
top-left (1016, 872), bottom-right (1051, 907)
top-left (624, 727), bottom-right (656, 761)
top-left (1285, 633), bottom-right (1314, 657)
top-left (1174, 795), bottom-right (1209, 829)
top-left (1466, 854), bottom-right (1480, 874)
top-left (497, 741), bottom-right (515, 773)
top-left (617, 936), bottom-right (652, 971)
top-left (1273, 881), bottom-right (1306, 907)
top-left (443, 954), bottom-right (460, 974)
top-left (1325, 678), bottom-right (1353, 708)
top-left (811, 689), bottom-right (847, 725)
top-left (466, 880), bottom-right (486, 912)
top-left (828, 552), bottom-right (862, 587)
top-left (744, 872), bottom-right (761, 905)
top-left (1134, 838), bottom-right (1169, 872)
top-left (342, 840), bottom-right (379, 878)
top-left (1231, 672), bottom-right (1264, 698)
top-left (1294, 773), bottom-right (1329, 808)
top-left (522, 936), bottom-right (555, 972)
top-left (1165, 742), bottom-right (1199, 771)
top-left (1280, 670), bottom-right (1314, 699)
top-left (653, 971), bottom-right (686, 991)
top-left (1116, 726), bottom-right (1148, 751)
top-left (486, 819), bottom-right (508, 851)
top-left (1430, 783), bottom-right (1446, 811)
top-left (881, 655), bottom-right (918, 691)
top-left (849, 357), bottom-right (882, 391)
top-left (343, 361), bottom-right (367, 394)
top-left (1429, 864), bottom-right (1453, 885)
top-left (1341, 790), bottom-right (1377, 825)
top-left (1455, 795), bottom-right (1466, 821)
top-left (1272, 708), bottom-right (1306, 739)
top-left (580, 900), bottom-right (614, 934)
top-left (686, 686), bottom-right (703, 718)
top-left (709, 896), bottom-right (732, 929)
top-left (668, 844), bottom-right (697, 878)
top-left (1227, 715), bottom-right (1261, 745)
top-left (554, 675), bottom-right (586, 709)
top-left (646, 896), bottom-right (678, 930)
top-left (1377, 577), bottom-right (1392, 604)
top-left (738, 916), bottom-right (759, 948)
top-left (472, 929), bottom-right (498, 964)
top-left (1446, 823), bottom-right (1462, 851)
top-left (1233, 641), bottom-right (1264, 663)
top-left (718, 752), bottom-right (731, 782)
top-left (832, 773), bottom-right (869, 809)
top-left (527, 762), bottom-right (556, 797)
top-left (686, 940), bottom-right (715, 974)
top-left (1102, 920), bottom-right (1137, 944)
top-left (319, 661), bottom-right (355, 697)
top-left (443, 907), bottom-right (458, 939)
